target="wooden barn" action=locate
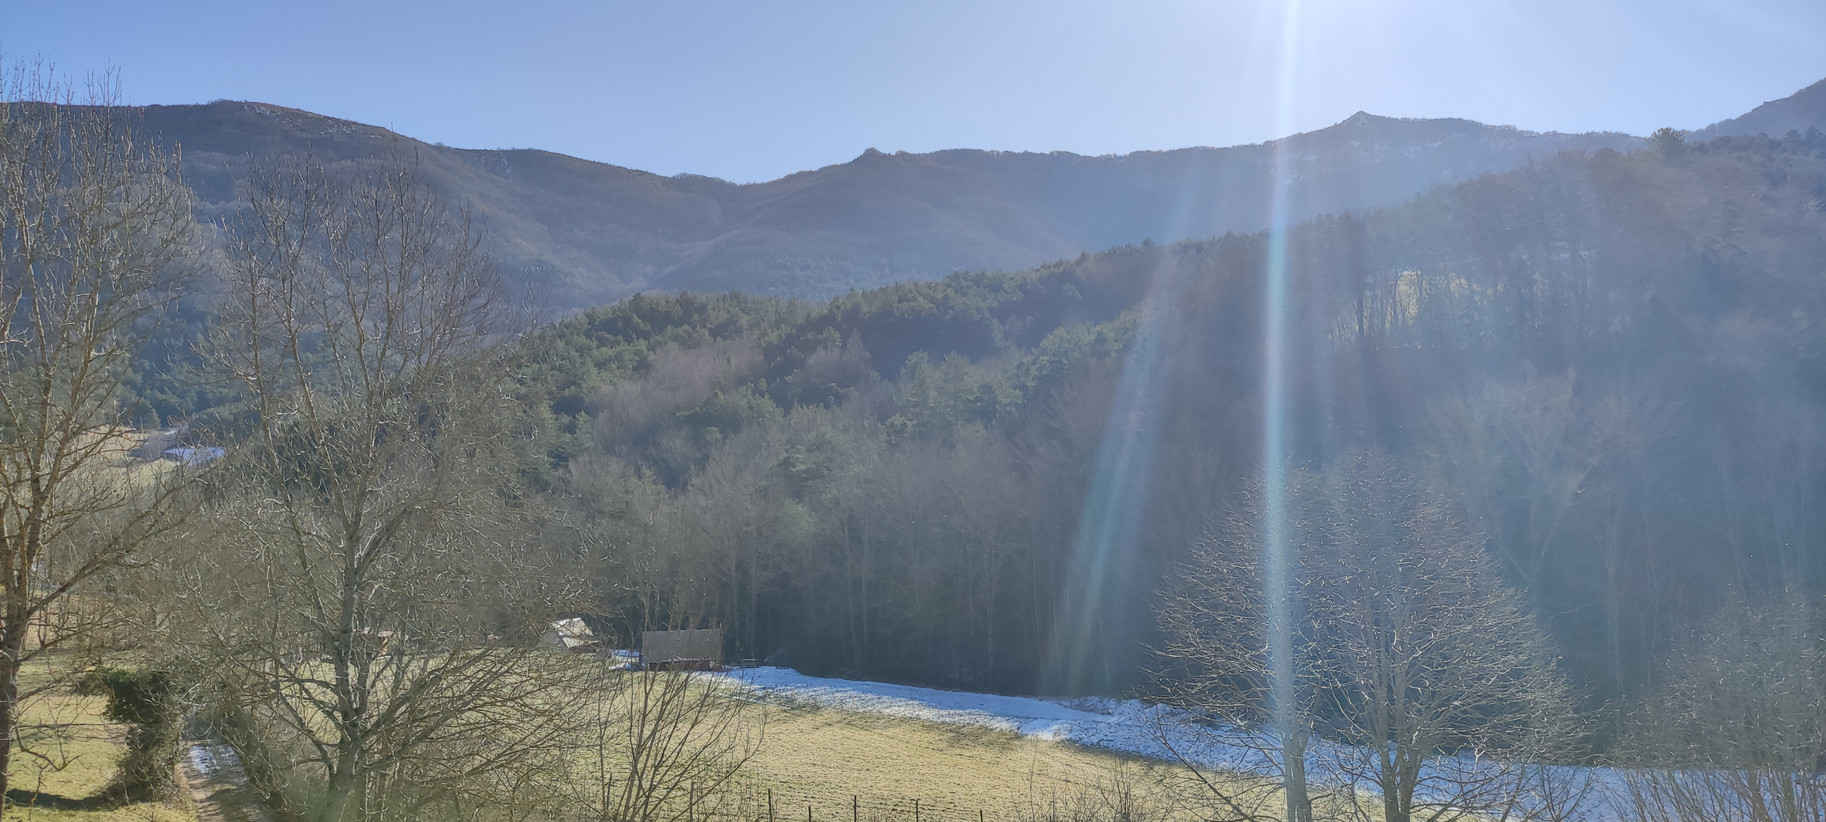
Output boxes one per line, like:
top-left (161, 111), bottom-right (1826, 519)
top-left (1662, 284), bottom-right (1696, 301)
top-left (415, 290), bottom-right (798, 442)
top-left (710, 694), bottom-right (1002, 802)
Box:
top-left (640, 627), bottom-right (724, 670)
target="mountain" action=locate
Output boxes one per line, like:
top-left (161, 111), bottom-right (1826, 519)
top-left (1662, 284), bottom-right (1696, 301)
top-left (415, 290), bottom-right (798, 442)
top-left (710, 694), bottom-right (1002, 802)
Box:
top-left (131, 101), bottom-right (1640, 309)
top-left (1694, 76), bottom-right (1826, 140)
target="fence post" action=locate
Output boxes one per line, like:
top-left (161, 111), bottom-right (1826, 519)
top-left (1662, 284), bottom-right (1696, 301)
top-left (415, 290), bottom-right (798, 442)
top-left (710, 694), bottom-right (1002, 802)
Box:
top-left (808, 804), bottom-right (813, 822)
top-left (690, 782), bottom-right (697, 822)
top-left (769, 788), bottom-right (775, 822)
top-left (852, 795), bottom-right (858, 822)
top-left (914, 799), bottom-right (920, 822)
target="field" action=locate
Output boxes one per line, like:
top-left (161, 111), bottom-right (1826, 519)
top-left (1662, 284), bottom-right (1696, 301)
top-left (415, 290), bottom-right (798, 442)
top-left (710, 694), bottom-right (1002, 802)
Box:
top-left (0, 657), bottom-right (1218, 822)
top-left (702, 667), bottom-right (1246, 821)
top-left (708, 700), bottom-right (1206, 822)
top-left (0, 643), bottom-right (1284, 822)
top-left (2, 659), bottom-right (191, 821)
top-left (2, 428), bottom-right (193, 820)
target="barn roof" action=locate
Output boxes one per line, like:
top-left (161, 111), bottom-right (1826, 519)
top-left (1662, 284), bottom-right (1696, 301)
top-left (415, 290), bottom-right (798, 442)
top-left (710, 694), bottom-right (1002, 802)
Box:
top-left (547, 617), bottom-right (597, 650)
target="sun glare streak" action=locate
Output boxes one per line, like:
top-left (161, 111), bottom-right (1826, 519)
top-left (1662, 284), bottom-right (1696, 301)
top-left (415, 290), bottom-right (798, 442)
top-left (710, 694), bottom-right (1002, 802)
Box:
top-left (1046, 146), bottom-right (1208, 695)
top-left (1263, 0), bottom-right (1302, 793)
top-left (1048, 0), bottom-right (1306, 700)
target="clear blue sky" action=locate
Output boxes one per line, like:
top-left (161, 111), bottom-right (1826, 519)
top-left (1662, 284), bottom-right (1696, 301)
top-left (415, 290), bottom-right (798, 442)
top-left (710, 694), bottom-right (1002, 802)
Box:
top-left (6, 0), bottom-right (1824, 182)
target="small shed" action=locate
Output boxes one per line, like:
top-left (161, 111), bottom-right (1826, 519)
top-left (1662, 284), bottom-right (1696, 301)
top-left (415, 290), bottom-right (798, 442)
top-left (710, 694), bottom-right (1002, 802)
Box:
top-left (640, 627), bottom-right (724, 670)
top-left (541, 617), bottom-right (601, 654)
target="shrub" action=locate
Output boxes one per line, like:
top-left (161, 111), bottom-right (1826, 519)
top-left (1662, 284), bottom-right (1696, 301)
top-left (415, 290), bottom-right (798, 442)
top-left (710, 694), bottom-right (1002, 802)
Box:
top-left (77, 667), bottom-right (181, 799)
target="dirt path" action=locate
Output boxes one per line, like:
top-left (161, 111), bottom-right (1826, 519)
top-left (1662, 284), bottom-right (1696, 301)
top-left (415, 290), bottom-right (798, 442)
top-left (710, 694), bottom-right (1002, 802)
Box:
top-left (177, 742), bottom-right (271, 822)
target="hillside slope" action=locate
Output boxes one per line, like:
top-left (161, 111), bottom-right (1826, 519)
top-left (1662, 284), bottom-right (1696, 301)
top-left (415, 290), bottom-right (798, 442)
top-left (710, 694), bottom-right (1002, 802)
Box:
top-left (1694, 76), bottom-right (1826, 140)
top-left (505, 129), bottom-right (1826, 700)
top-left (129, 101), bottom-right (1639, 307)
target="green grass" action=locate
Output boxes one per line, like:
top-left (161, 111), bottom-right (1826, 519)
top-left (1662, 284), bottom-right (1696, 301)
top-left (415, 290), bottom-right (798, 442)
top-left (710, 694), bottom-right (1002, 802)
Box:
top-left (2, 658), bottom-right (192, 821)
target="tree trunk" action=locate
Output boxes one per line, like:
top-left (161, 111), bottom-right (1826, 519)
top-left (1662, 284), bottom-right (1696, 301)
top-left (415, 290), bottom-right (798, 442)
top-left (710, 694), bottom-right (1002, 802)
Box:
top-left (317, 736), bottom-right (366, 822)
top-left (1384, 788), bottom-right (1407, 822)
top-left (319, 765), bottom-right (358, 822)
top-left (0, 609), bottom-right (25, 804)
top-left (1283, 732), bottom-right (1313, 822)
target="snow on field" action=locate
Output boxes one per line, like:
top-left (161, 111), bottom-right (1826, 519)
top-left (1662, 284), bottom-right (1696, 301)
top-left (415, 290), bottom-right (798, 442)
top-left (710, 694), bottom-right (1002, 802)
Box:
top-left (719, 666), bottom-right (1630, 817)
top-left (720, 666), bottom-right (1233, 765)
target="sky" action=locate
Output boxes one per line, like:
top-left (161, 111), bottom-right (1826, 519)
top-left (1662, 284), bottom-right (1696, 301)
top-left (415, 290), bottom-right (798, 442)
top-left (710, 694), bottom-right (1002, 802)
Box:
top-left (6, 0), bottom-right (1825, 183)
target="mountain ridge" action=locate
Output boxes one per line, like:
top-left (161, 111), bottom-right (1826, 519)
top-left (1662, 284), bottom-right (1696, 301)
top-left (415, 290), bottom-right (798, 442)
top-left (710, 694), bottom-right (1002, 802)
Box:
top-left (151, 99), bottom-right (1617, 186)
top-left (1694, 76), bottom-right (1826, 140)
top-left (99, 77), bottom-right (1823, 309)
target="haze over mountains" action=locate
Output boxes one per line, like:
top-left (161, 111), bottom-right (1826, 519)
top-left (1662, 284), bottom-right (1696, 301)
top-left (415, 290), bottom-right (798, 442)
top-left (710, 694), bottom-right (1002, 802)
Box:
top-left (130, 76), bottom-right (1825, 310)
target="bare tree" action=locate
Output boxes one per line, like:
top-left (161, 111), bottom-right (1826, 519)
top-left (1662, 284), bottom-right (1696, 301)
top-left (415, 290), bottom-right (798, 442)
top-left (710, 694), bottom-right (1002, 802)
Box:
top-left (1310, 454), bottom-right (1586, 822)
top-left (1620, 592), bottom-right (1826, 822)
top-left (1157, 477), bottom-right (1322, 822)
top-left (1161, 452), bottom-right (1587, 822)
top-left (0, 61), bottom-right (196, 799)
top-left (563, 665), bottom-right (762, 822)
top-left (179, 157), bottom-right (585, 821)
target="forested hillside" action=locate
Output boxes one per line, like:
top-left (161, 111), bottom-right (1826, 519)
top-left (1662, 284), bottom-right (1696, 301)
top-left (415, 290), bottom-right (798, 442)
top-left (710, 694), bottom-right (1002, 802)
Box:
top-left (1695, 76), bottom-right (1826, 141)
top-left (100, 75), bottom-right (1826, 426)
top-left (504, 130), bottom-right (1826, 719)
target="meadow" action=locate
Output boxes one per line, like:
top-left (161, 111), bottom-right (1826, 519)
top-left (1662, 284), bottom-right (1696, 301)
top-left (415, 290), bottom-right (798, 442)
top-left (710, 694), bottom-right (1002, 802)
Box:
top-left (2, 658), bottom-right (190, 822)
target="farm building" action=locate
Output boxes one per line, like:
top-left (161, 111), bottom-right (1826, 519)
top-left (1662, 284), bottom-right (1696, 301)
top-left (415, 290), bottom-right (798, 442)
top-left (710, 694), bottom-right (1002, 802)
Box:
top-left (540, 617), bottom-right (601, 653)
top-left (132, 428), bottom-right (180, 460)
top-left (640, 627), bottom-right (724, 670)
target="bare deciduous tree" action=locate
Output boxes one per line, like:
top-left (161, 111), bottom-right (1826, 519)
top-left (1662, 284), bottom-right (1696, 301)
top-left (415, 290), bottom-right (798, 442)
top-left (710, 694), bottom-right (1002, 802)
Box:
top-left (0, 61), bottom-right (195, 799)
top-left (1161, 452), bottom-right (1588, 822)
top-left (564, 665), bottom-right (762, 822)
top-left (1620, 592), bottom-right (1826, 822)
top-left (1156, 474), bottom-right (1322, 822)
top-left (1312, 455), bottom-right (1586, 822)
top-left (180, 157), bottom-right (584, 821)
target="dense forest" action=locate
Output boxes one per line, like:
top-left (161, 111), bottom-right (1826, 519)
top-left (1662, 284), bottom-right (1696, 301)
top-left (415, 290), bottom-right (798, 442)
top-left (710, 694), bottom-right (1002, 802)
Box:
top-left (483, 128), bottom-right (1826, 725)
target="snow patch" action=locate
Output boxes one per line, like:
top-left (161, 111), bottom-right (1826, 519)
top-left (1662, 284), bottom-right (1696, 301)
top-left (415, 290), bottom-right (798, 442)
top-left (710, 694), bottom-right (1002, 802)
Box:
top-left (717, 667), bottom-right (1630, 817)
top-left (717, 667), bottom-right (1233, 765)
top-left (187, 742), bottom-right (244, 779)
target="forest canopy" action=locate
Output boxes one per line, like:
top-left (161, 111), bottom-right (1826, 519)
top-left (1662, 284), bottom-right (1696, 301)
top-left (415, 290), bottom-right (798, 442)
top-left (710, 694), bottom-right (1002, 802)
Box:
top-left (479, 130), bottom-right (1826, 717)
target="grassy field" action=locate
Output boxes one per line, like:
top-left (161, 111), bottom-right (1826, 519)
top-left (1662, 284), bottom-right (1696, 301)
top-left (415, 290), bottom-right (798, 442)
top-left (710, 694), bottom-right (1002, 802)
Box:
top-left (0, 426), bottom-right (183, 820)
top-left (99, 430), bottom-right (179, 491)
top-left (2, 659), bottom-right (192, 821)
top-left (696, 695), bottom-right (1235, 822)
top-left (0, 427), bottom-right (188, 820)
top-left (0, 658), bottom-right (1270, 822)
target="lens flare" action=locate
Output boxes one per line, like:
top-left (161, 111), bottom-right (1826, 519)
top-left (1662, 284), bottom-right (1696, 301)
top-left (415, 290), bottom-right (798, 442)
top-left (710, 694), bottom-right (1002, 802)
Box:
top-left (1044, 181), bottom-right (1204, 695)
top-left (1263, 0), bottom-right (1303, 787)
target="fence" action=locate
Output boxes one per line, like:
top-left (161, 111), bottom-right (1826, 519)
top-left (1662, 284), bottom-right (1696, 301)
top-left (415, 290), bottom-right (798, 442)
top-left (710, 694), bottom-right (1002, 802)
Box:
top-left (708, 785), bottom-right (975, 822)
top-left (611, 773), bottom-right (1169, 822)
